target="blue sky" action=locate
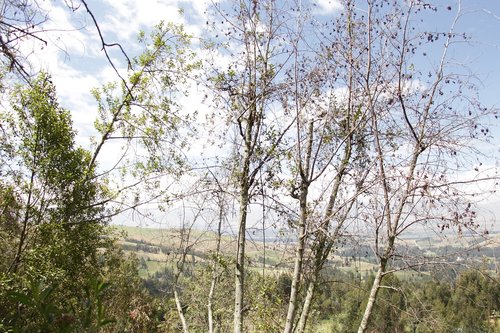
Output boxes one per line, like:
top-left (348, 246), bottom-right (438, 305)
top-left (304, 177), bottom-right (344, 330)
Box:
top-left (434, 1), bottom-right (500, 107)
top-left (27, 0), bottom-right (500, 137)
top-left (21, 0), bottom-right (500, 230)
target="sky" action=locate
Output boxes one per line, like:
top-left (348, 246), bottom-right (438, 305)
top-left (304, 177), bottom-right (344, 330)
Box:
top-left (15, 0), bottom-right (500, 231)
top-left (26, 0), bottom-right (500, 137)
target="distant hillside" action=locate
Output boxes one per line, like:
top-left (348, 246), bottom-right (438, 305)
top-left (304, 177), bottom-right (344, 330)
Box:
top-left (113, 225), bottom-right (500, 277)
top-left (113, 225), bottom-right (297, 276)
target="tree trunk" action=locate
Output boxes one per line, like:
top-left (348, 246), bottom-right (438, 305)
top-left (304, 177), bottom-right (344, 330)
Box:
top-left (174, 287), bottom-right (189, 333)
top-left (295, 277), bottom-right (316, 333)
top-left (284, 118), bottom-right (314, 333)
top-left (357, 259), bottom-right (386, 333)
top-left (208, 279), bottom-right (215, 333)
top-left (283, 186), bottom-right (308, 333)
top-left (208, 193), bottom-right (224, 333)
top-left (9, 168), bottom-right (36, 273)
top-left (234, 185), bottom-right (250, 333)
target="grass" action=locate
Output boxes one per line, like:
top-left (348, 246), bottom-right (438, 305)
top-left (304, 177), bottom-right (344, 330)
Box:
top-left (337, 260), bottom-right (378, 274)
top-left (115, 225), bottom-right (290, 271)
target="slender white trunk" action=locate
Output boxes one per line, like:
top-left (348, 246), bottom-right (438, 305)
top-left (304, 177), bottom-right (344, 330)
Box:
top-left (209, 195), bottom-right (224, 333)
top-left (234, 4), bottom-right (257, 328)
top-left (284, 119), bottom-right (313, 333)
top-left (174, 287), bottom-right (189, 333)
top-left (208, 280), bottom-right (215, 333)
top-left (357, 260), bottom-right (386, 333)
top-left (295, 278), bottom-right (315, 333)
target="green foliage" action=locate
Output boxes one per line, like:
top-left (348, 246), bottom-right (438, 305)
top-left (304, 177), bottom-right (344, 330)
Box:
top-left (447, 270), bottom-right (499, 333)
top-left (7, 279), bottom-right (65, 333)
top-left (91, 21), bottom-right (199, 186)
top-left (0, 2), bottom-right (498, 332)
top-left (246, 274), bottom-right (286, 332)
top-left (0, 186), bottom-right (20, 272)
top-left (0, 72), bottom-right (106, 273)
top-left (177, 257), bottom-right (234, 332)
top-left (142, 258), bottom-right (289, 332)
top-left (306, 269), bottom-right (500, 333)
top-left (4, 277), bottom-right (116, 333)
top-left (0, 73), bottom-right (162, 332)
top-left (82, 279), bottom-right (115, 332)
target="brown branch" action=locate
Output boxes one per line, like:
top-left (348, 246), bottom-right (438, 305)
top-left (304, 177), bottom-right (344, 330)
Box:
top-left (80, 0), bottom-right (132, 94)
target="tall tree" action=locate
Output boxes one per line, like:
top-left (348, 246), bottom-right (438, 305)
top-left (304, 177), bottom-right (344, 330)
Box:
top-left (343, 1), bottom-right (499, 331)
top-left (276, 1), bottom-right (377, 330)
top-left (205, 1), bottom-right (294, 331)
top-left (0, 73), bottom-right (105, 330)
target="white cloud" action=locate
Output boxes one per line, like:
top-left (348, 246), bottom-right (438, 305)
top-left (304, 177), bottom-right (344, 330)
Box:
top-left (13, 2), bottom-right (105, 146)
top-left (314, 0), bottom-right (342, 14)
top-left (99, 0), bottom-right (208, 40)
top-left (36, 2), bottom-right (101, 57)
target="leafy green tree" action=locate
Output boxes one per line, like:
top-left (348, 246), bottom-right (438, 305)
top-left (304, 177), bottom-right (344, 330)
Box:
top-left (0, 73), bottom-right (159, 332)
top-left (406, 279), bottom-right (453, 333)
top-left (0, 185), bottom-right (21, 272)
top-left (447, 270), bottom-right (500, 333)
top-left (6, 72), bottom-right (106, 271)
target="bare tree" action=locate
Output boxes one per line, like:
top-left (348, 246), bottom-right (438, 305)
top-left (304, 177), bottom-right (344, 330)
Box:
top-left (204, 1), bottom-right (295, 331)
top-left (331, 1), bottom-right (500, 331)
top-left (0, 0), bottom-right (48, 80)
top-left (273, 2), bottom-right (377, 330)
top-left (170, 194), bottom-right (217, 333)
